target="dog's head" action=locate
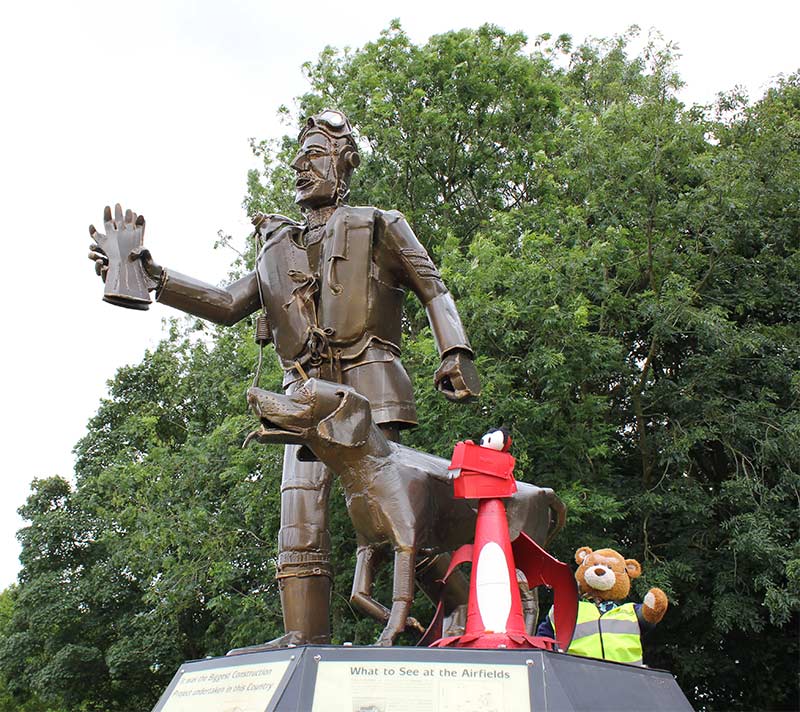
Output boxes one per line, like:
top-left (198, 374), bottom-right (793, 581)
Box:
top-left (245, 378), bottom-right (372, 450)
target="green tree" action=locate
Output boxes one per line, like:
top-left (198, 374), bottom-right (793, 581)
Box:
top-left (0, 586), bottom-right (65, 712)
top-left (0, 321), bottom-right (289, 710)
top-left (247, 25), bottom-right (799, 709)
top-left (2, 23), bottom-right (797, 712)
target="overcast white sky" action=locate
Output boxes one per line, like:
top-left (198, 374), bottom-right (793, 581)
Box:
top-left (0, 0), bottom-right (797, 590)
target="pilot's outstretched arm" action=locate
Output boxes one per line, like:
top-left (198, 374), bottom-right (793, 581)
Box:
top-left (155, 268), bottom-right (261, 326)
top-left (89, 204), bottom-right (263, 327)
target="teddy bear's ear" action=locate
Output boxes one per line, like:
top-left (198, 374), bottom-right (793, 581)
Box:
top-left (625, 559), bottom-right (642, 579)
top-left (575, 547), bottom-right (593, 565)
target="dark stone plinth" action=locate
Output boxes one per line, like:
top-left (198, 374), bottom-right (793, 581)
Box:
top-left (153, 644), bottom-right (693, 712)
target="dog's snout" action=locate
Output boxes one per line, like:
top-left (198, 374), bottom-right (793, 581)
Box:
top-left (247, 388), bottom-right (274, 419)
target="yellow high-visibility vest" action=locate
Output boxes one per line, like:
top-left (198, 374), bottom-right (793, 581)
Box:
top-left (550, 601), bottom-right (643, 665)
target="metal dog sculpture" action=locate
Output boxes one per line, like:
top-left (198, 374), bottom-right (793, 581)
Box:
top-left (246, 378), bottom-right (566, 646)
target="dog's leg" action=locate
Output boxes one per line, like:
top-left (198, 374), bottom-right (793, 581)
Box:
top-left (544, 489), bottom-right (566, 547)
top-left (416, 552), bottom-right (469, 637)
top-left (350, 544), bottom-right (392, 624)
top-left (517, 569), bottom-right (540, 634)
top-left (376, 546), bottom-right (417, 647)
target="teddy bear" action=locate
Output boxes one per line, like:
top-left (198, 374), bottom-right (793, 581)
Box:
top-left (537, 546), bottom-right (668, 665)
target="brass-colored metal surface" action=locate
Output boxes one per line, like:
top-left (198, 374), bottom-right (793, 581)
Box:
top-left (246, 379), bottom-right (564, 646)
top-left (87, 109), bottom-right (481, 647)
top-left (88, 204), bottom-right (157, 309)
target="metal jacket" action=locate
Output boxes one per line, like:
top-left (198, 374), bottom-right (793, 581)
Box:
top-left (155, 206), bottom-right (472, 369)
top-left (550, 601), bottom-right (643, 665)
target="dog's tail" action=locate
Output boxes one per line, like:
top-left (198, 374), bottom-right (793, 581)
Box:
top-left (544, 490), bottom-right (567, 548)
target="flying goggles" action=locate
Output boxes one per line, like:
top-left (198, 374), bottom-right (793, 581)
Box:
top-left (298, 108), bottom-right (356, 144)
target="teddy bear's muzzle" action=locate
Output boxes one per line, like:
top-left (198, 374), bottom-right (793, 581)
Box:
top-left (584, 565), bottom-right (615, 591)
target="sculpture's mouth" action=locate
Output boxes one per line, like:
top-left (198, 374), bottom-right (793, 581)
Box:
top-left (257, 417), bottom-right (305, 437)
top-left (243, 418), bottom-right (308, 449)
top-left (295, 174), bottom-right (316, 192)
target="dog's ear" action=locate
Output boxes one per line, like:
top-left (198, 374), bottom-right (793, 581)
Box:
top-left (317, 389), bottom-right (371, 447)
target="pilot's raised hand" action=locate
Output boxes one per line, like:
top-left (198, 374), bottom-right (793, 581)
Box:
top-left (88, 204), bottom-right (162, 290)
top-left (87, 204), bottom-right (163, 310)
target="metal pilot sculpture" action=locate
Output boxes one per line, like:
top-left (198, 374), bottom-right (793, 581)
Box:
top-left (87, 109), bottom-right (480, 648)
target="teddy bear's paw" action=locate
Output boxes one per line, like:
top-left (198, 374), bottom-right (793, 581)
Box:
top-left (642, 587), bottom-right (668, 623)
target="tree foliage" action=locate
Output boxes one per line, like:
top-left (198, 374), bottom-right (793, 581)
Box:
top-left (2, 22), bottom-right (798, 711)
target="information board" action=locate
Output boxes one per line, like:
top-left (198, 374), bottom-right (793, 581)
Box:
top-left (159, 659), bottom-right (291, 712)
top-left (312, 659), bottom-right (530, 712)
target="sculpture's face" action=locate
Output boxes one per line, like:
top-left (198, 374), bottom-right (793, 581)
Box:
top-left (291, 132), bottom-right (338, 209)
